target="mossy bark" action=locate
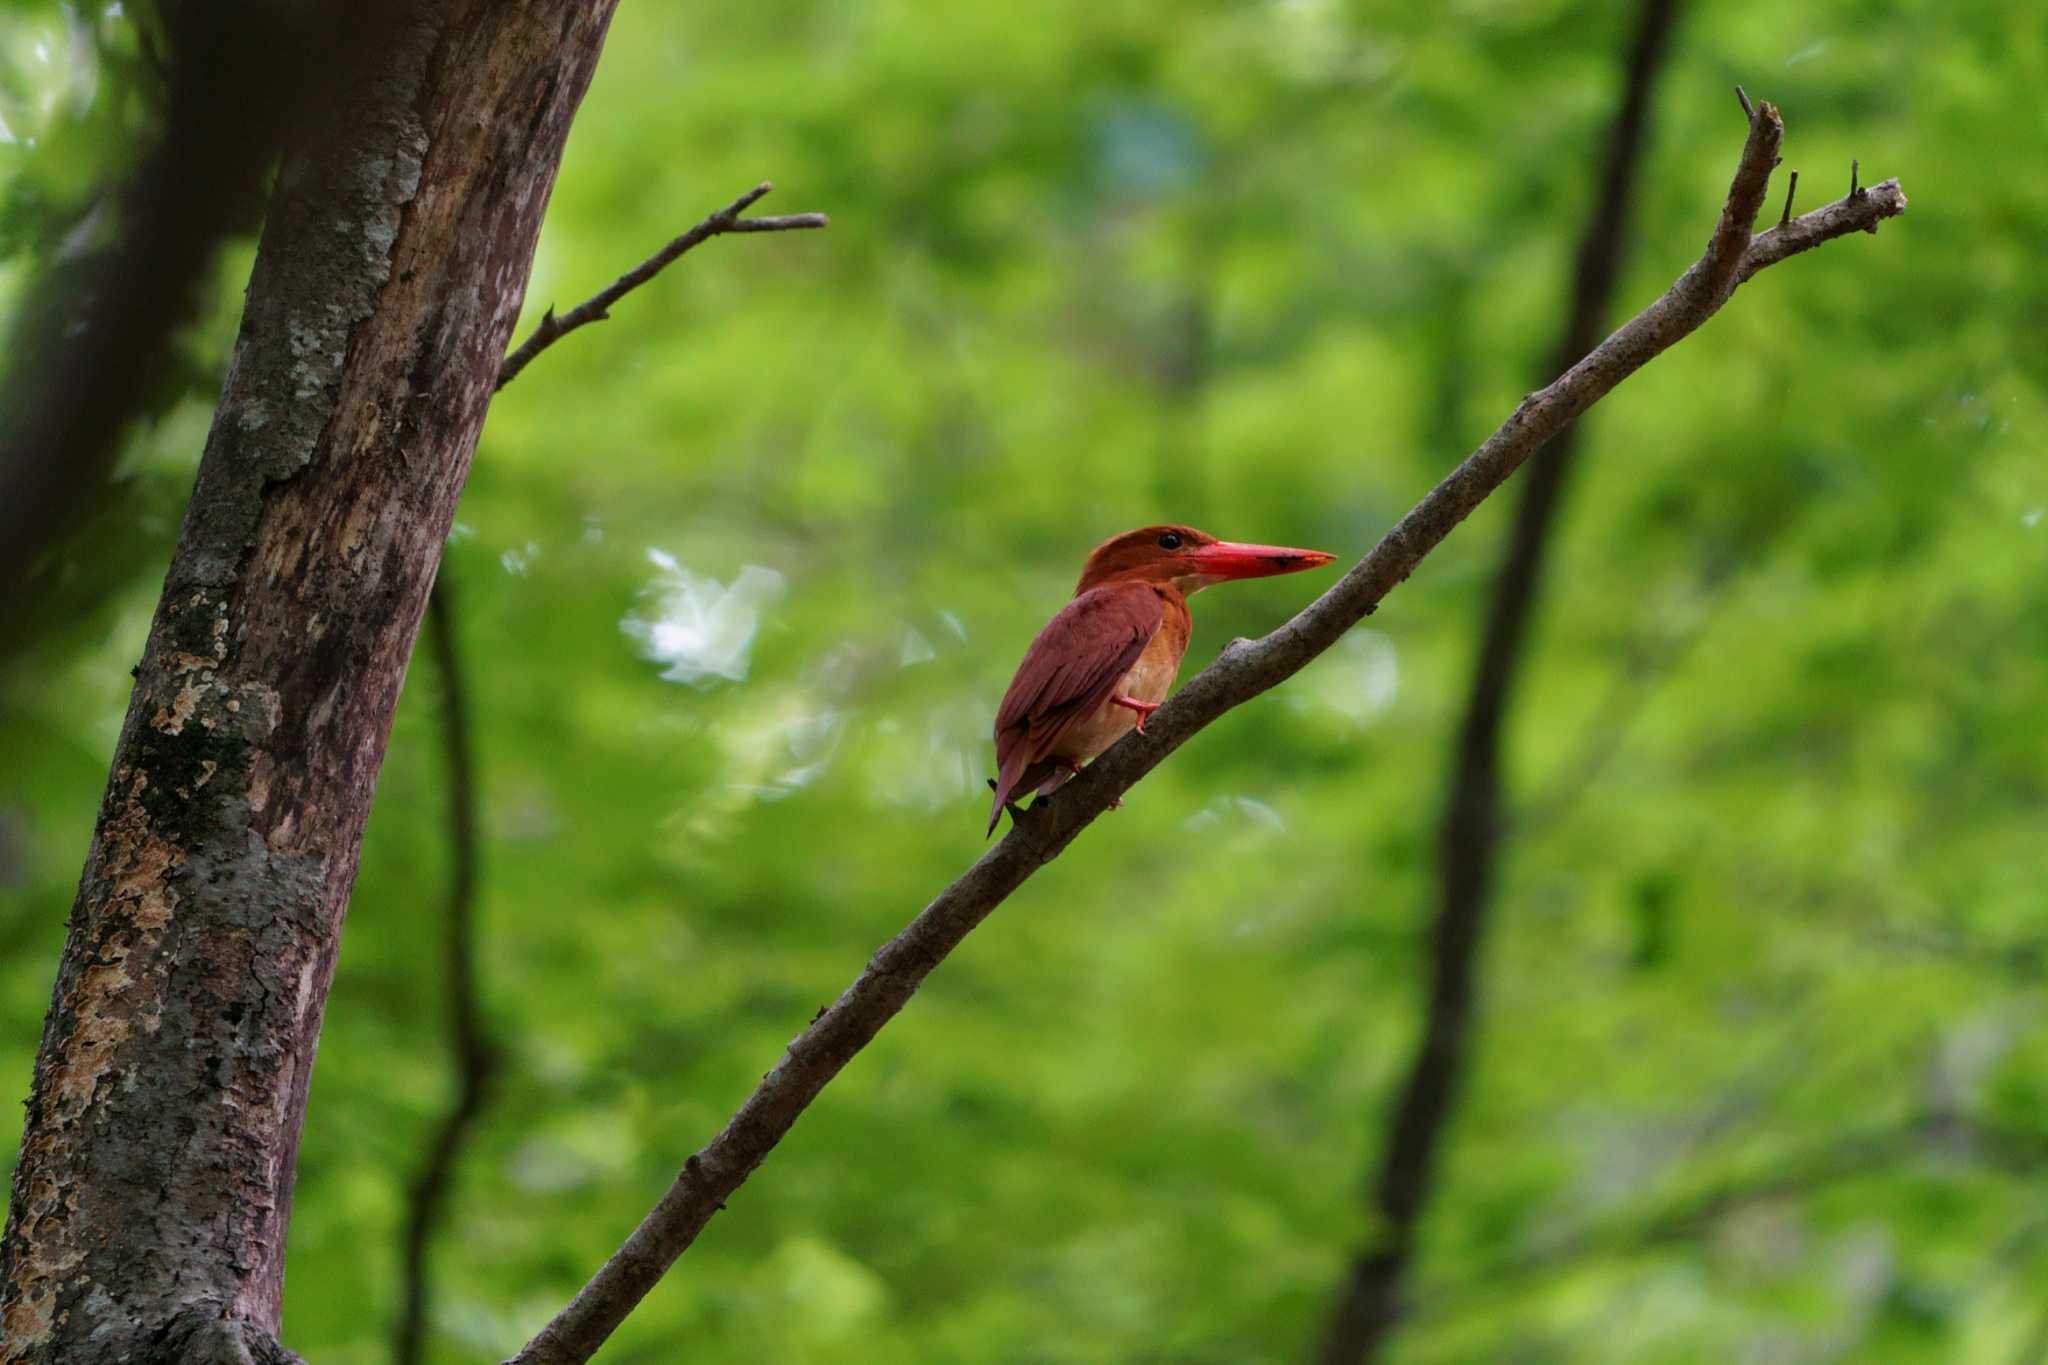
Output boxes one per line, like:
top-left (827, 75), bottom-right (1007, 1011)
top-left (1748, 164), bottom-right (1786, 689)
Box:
top-left (0, 2), bottom-right (617, 1358)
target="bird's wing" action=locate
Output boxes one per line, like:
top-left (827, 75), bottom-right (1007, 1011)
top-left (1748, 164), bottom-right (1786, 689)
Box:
top-left (988, 582), bottom-right (1162, 833)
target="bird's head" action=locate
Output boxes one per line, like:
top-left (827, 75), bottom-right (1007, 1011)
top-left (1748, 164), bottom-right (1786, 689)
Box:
top-left (1074, 525), bottom-right (1337, 596)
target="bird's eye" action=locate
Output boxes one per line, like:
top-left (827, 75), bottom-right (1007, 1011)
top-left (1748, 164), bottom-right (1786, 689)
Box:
top-left (1157, 532), bottom-right (1183, 550)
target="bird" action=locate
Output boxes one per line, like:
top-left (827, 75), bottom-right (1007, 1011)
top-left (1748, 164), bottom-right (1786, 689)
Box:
top-left (987, 524), bottom-right (1336, 836)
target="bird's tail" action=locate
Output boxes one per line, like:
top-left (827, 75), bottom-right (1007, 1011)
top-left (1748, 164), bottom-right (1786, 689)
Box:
top-left (991, 749), bottom-right (1056, 834)
top-left (986, 764), bottom-right (1021, 838)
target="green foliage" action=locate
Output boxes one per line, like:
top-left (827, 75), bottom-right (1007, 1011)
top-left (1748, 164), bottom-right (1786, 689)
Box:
top-left (4, 0), bottom-right (2045, 1360)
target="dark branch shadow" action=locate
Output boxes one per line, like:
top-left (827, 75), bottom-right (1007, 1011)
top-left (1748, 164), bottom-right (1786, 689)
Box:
top-left (1315, 1), bottom-right (1685, 1359)
top-left (394, 570), bottom-right (500, 1365)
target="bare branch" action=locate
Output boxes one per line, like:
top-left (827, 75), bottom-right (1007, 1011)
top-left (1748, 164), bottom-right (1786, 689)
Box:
top-left (494, 183), bottom-right (827, 390)
top-left (393, 572), bottom-right (499, 1365)
top-left (506, 95), bottom-right (1907, 1365)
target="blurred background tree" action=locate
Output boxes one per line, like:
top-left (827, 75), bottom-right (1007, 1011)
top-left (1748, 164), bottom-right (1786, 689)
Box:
top-left (0, 0), bottom-right (2037, 1362)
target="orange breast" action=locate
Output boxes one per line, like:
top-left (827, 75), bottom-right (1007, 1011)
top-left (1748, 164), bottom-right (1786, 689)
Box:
top-left (1049, 592), bottom-right (1190, 764)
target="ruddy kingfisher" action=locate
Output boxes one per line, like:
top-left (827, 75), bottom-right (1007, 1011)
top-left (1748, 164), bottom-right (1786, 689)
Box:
top-left (987, 525), bottom-right (1336, 835)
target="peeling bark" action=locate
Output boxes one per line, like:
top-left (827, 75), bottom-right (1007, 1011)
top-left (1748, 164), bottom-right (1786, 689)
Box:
top-left (0, 2), bottom-right (618, 1359)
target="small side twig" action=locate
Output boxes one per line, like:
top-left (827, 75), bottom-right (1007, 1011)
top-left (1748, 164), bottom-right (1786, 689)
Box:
top-left (1779, 168), bottom-right (1798, 226)
top-left (394, 175), bottom-right (826, 1356)
top-left (1735, 175), bottom-right (1905, 280)
top-left (494, 182), bottom-right (827, 390)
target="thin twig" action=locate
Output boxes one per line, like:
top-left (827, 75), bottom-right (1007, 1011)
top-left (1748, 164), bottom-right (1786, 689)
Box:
top-left (1779, 168), bottom-right (1798, 226)
top-left (385, 176), bottom-right (826, 1361)
top-left (1735, 175), bottom-right (1904, 280)
top-left (394, 179), bottom-right (827, 1351)
top-left (1316, 2), bottom-right (1682, 1356)
top-left (394, 572), bottom-right (498, 1365)
top-left (494, 182), bottom-right (827, 390)
top-left (506, 94), bottom-right (1905, 1365)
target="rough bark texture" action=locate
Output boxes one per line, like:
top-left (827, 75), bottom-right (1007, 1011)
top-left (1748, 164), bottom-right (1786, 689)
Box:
top-left (0, 2), bottom-right (618, 1359)
top-left (1315, 3), bottom-right (1683, 1358)
top-left (509, 97), bottom-right (1905, 1365)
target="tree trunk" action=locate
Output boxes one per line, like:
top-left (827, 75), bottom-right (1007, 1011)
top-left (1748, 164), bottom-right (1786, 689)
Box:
top-left (0, 3), bottom-right (617, 1358)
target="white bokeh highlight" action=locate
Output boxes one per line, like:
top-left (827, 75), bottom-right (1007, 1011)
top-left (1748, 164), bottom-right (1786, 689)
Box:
top-left (623, 549), bottom-right (787, 686)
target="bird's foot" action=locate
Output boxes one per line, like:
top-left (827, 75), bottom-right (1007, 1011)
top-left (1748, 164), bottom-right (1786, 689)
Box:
top-left (1111, 693), bottom-right (1162, 734)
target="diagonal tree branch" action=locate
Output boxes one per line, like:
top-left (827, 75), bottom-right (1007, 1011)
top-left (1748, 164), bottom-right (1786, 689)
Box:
top-left (1316, 4), bottom-right (1684, 1356)
top-left (506, 94), bottom-right (1906, 1365)
top-left (494, 182), bottom-right (827, 390)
